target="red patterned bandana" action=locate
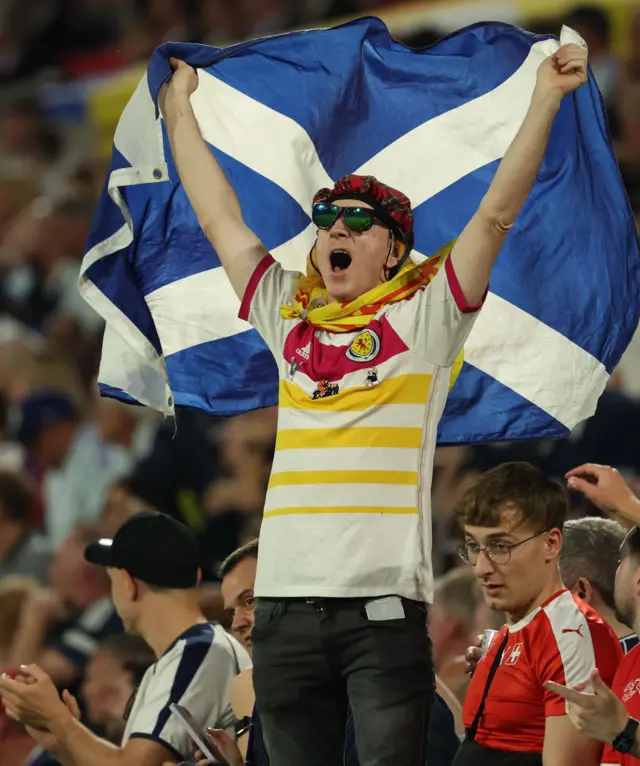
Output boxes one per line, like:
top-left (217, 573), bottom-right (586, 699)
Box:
top-left (313, 174), bottom-right (414, 251)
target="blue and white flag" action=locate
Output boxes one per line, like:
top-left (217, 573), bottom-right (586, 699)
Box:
top-left (80, 18), bottom-right (640, 445)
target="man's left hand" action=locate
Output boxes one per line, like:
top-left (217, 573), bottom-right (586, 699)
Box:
top-left (536, 43), bottom-right (588, 97)
top-left (544, 668), bottom-right (629, 744)
top-left (0, 665), bottom-right (67, 730)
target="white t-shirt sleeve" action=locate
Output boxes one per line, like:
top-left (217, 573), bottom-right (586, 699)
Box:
top-left (126, 630), bottom-right (244, 761)
top-left (238, 254), bottom-right (299, 357)
top-left (387, 256), bottom-right (485, 367)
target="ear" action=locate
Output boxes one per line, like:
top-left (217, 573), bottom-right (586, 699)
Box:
top-left (196, 568), bottom-right (203, 587)
top-left (634, 566), bottom-right (640, 601)
top-left (572, 576), bottom-right (593, 603)
top-left (384, 234), bottom-right (403, 268)
top-left (122, 570), bottom-right (139, 602)
top-left (546, 528), bottom-right (563, 560)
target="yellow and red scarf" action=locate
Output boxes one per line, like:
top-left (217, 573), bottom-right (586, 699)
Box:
top-left (281, 240), bottom-right (464, 390)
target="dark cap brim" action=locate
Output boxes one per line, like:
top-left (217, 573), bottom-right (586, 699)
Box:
top-left (84, 539), bottom-right (116, 568)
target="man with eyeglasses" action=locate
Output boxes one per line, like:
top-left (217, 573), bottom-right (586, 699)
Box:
top-left (159, 42), bottom-right (589, 766)
top-left (452, 462), bottom-right (622, 766)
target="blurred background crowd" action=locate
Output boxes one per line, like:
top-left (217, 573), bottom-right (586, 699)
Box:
top-left (0, 0), bottom-right (639, 763)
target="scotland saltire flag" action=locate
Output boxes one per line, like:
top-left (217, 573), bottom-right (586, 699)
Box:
top-left (80, 17), bottom-right (640, 444)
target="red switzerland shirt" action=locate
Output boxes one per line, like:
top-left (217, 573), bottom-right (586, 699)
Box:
top-left (601, 644), bottom-right (640, 765)
top-left (463, 589), bottom-right (622, 753)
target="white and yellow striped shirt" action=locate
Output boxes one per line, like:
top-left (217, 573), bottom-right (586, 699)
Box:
top-left (239, 254), bottom-right (483, 602)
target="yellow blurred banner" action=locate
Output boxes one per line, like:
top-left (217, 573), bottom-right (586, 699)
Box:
top-left (87, 64), bottom-right (146, 158)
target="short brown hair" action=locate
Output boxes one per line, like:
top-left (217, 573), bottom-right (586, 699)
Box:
top-left (218, 538), bottom-right (259, 579)
top-left (454, 462), bottom-right (568, 531)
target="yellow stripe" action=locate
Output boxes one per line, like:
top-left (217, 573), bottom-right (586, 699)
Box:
top-left (268, 470), bottom-right (418, 488)
top-left (275, 427), bottom-right (422, 451)
top-left (279, 374), bottom-right (431, 412)
top-left (264, 506), bottom-right (419, 518)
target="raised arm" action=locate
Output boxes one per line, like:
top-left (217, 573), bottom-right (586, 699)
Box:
top-left (159, 59), bottom-right (268, 301)
top-left (450, 43), bottom-right (588, 306)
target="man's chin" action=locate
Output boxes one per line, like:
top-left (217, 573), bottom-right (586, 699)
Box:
top-left (325, 276), bottom-right (359, 304)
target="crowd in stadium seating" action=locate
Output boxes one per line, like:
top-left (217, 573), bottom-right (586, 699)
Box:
top-left (1, 2), bottom-right (640, 765)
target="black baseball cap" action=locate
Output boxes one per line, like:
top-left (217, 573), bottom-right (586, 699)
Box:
top-left (84, 511), bottom-right (200, 589)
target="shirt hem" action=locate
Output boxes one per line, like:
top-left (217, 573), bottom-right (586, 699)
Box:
top-left (238, 254), bottom-right (275, 321)
top-left (254, 583), bottom-right (429, 602)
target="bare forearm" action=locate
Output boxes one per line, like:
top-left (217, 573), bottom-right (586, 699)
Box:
top-left (482, 87), bottom-right (561, 227)
top-left (451, 87), bottom-right (562, 305)
top-left (164, 94), bottom-right (243, 235)
top-left (614, 495), bottom-right (640, 528)
top-left (163, 93), bottom-right (266, 298)
top-left (50, 710), bottom-right (121, 766)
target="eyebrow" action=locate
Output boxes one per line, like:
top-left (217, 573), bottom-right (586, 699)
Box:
top-left (465, 532), bottom-right (514, 543)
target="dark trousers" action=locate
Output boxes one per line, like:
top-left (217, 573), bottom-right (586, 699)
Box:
top-left (252, 597), bottom-right (434, 766)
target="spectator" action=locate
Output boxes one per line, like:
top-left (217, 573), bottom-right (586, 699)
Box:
top-left (210, 539), bottom-right (462, 766)
top-left (13, 389), bottom-right (132, 546)
top-left (543, 526), bottom-right (640, 762)
top-left (0, 469), bottom-right (51, 582)
top-left (560, 517), bottom-right (638, 651)
top-left (24, 634), bottom-right (156, 766)
top-left (452, 462), bottom-right (622, 765)
top-left (0, 510), bottom-right (251, 766)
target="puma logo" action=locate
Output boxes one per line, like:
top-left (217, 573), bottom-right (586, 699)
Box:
top-left (561, 626), bottom-right (584, 638)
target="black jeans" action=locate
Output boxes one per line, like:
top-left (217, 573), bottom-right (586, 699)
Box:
top-left (252, 597), bottom-right (434, 766)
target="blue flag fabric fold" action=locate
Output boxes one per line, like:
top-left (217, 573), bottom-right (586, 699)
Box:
top-left (80, 17), bottom-right (640, 444)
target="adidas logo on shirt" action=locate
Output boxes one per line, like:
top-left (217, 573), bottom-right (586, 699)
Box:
top-left (296, 343), bottom-right (311, 360)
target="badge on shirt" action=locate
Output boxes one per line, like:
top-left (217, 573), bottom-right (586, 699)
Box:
top-left (365, 367), bottom-right (379, 387)
top-left (312, 379), bottom-right (339, 400)
top-left (346, 329), bottom-right (381, 363)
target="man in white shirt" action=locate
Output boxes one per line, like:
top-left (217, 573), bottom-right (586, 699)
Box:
top-left (158, 40), bottom-right (588, 766)
top-left (0, 511), bottom-right (250, 766)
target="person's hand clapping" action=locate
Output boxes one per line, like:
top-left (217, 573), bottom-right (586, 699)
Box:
top-left (25, 689), bottom-right (80, 755)
top-left (0, 665), bottom-right (68, 730)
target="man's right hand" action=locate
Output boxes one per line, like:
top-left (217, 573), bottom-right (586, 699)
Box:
top-left (159, 58), bottom-right (199, 117)
top-left (464, 634), bottom-right (483, 676)
top-left (25, 689), bottom-right (80, 756)
top-left (566, 463), bottom-right (640, 525)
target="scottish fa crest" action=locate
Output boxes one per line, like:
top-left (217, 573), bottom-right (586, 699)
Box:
top-left (346, 329), bottom-right (380, 363)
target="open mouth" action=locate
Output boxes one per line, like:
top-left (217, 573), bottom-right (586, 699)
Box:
top-left (330, 249), bottom-right (352, 273)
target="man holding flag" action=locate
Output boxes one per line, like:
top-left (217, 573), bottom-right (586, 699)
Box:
top-left (158, 37), bottom-right (588, 766)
